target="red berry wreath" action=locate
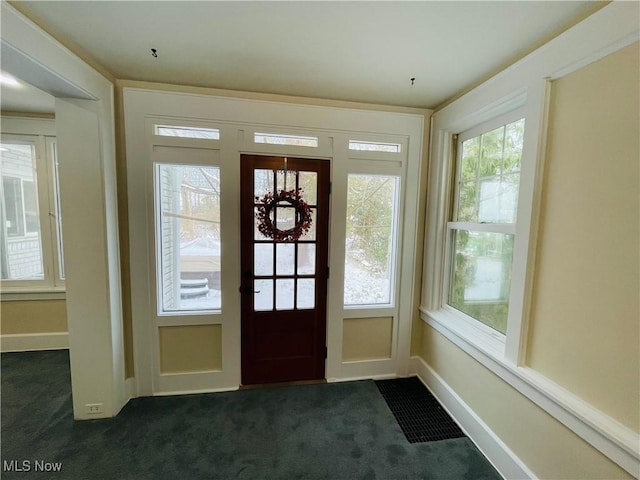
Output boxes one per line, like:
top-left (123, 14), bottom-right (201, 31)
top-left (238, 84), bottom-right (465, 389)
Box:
top-left (255, 188), bottom-right (313, 242)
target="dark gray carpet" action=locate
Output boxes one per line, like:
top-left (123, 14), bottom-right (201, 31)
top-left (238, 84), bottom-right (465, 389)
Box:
top-left (1, 350), bottom-right (501, 479)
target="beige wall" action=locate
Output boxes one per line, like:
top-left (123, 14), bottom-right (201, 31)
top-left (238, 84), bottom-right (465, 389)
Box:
top-left (0, 300), bottom-right (67, 334)
top-left (159, 325), bottom-right (222, 374)
top-left (421, 326), bottom-right (632, 480)
top-left (343, 317), bottom-right (393, 361)
top-left (527, 42), bottom-right (639, 431)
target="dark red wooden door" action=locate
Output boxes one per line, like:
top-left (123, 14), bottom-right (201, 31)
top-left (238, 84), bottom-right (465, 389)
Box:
top-left (240, 155), bottom-right (330, 385)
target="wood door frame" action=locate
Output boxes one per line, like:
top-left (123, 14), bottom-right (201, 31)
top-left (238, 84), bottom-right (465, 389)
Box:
top-left (240, 154), bottom-right (330, 385)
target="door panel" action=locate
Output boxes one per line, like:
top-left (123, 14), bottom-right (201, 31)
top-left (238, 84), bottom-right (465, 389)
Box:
top-left (240, 155), bottom-right (329, 384)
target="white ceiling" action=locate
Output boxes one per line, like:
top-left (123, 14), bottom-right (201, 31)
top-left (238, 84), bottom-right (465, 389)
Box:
top-left (11, 1), bottom-right (600, 109)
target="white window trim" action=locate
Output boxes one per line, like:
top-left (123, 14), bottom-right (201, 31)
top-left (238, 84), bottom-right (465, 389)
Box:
top-left (125, 90), bottom-right (425, 395)
top-left (152, 161), bottom-right (223, 319)
top-left (0, 128), bottom-right (65, 294)
top-left (423, 91), bottom-right (530, 364)
top-left (420, 3), bottom-right (640, 475)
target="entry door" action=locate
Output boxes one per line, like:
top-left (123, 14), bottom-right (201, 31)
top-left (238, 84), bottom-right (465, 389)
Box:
top-left (240, 155), bottom-right (330, 384)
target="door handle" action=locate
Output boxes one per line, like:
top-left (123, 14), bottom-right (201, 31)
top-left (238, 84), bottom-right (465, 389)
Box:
top-left (239, 286), bottom-right (260, 294)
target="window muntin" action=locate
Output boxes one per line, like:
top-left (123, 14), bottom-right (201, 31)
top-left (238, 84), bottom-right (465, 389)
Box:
top-left (447, 117), bottom-right (524, 334)
top-left (456, 119), bottom-right (524, 224)
top-left (155, 125), bottom-right (220, 140)
top-left (254, 132), bottom-right (318, 148)
top-left (344, 174), bottom-right (400, 306)
top-left (155, 163), bottom-right (221, 314)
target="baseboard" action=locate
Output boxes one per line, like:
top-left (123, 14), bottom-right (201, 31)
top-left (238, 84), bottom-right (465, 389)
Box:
top-left (410, 356), bottom-right (537, 480)
top-left (327, 373), bottom-right (399, 383)
top-left (125, 377), bottom-right (136, 401)
top-left (1, 332), bottom-right (68, 352)
top-left (153, 385), bottom-right (239, 397)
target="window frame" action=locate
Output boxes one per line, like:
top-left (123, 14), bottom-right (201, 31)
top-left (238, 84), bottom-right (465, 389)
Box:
top-left (421, 90), bottom-right (538, 364)
top-left (153, 161), bottom-right (222, 317)
top-left (442, 108), bottom-right (525, 340)
top-left (0, 133), bottom-right (65, 294)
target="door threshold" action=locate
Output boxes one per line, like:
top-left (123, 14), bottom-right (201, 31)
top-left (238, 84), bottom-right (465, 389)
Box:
top-left (240, 378), bottom-right (327, 390)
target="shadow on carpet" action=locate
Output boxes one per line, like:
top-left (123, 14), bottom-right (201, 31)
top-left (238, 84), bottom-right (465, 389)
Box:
top-left (1, 351), bottom-right (500, 479)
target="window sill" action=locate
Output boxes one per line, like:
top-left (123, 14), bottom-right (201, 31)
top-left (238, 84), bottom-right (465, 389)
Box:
top-left (420, 306), bottom-right (506, 361)
top-left (0, 288), bottom-right (66, 302)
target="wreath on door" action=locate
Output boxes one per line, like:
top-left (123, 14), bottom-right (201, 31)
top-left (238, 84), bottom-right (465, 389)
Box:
top-left (255, 188), bottom-right (313, 242)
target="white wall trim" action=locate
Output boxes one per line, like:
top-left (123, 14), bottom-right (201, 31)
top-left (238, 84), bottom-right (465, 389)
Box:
top-left (0, 289), bottom-right (66, 302)
top-left (124, 88), bottom-right (426, 395)
top-left (153, 385), bottom-right (239, 397)
top-left (421, 312), bottom-right (640, 478)
top-left (410, 355), bottom-right (536, 480)
top-left (0, 116), bottom-right (56, 136)
top-left (327, 373), bottom-right (398, 383)
top-left (1, 332), bottom-right (68, 352)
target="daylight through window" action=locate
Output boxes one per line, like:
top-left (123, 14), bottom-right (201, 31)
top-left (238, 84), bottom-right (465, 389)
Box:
top-left (155, 163), bottom-right (221, 313)
top-left (0, 137), bottom-right (64, 288)
top-left (447, 117), bottom-right (525, 334)
top-left (344, 174), bottom-right (399, 306)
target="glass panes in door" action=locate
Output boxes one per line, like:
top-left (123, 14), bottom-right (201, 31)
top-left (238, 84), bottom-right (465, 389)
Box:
top-left (252, 168), bottom-right (318, 311)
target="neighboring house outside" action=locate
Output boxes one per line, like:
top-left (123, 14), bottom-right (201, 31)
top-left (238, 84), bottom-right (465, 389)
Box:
top-left (1, 143), bottom-right (42, 280)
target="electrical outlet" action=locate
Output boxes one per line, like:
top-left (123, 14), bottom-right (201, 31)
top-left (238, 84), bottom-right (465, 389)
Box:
top-left (85, 403), bottom-right (104, 415)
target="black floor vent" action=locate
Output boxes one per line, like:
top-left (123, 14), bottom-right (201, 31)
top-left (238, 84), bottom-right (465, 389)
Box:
top-left (375, 377), bottom-right (466, 444)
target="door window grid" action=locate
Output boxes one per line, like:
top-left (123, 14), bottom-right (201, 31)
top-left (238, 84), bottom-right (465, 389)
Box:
top-left (252, 168), bottom-right (318, 312)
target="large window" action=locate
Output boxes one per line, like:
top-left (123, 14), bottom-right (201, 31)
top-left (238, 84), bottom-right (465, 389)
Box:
top-left (344, 174), bottom-right (400, 306)
top-left (155, 163), bottom-right (221, 313)
top-left (0, 135), bottom-right (64, 289)
top-left (447, 115), bottom-right (525, 334)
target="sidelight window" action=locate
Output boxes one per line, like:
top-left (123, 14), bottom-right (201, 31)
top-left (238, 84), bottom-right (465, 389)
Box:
top-left (344, 174), bottom-right (400, 306)
top-left (155, 163), bottom-right (221, 313)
